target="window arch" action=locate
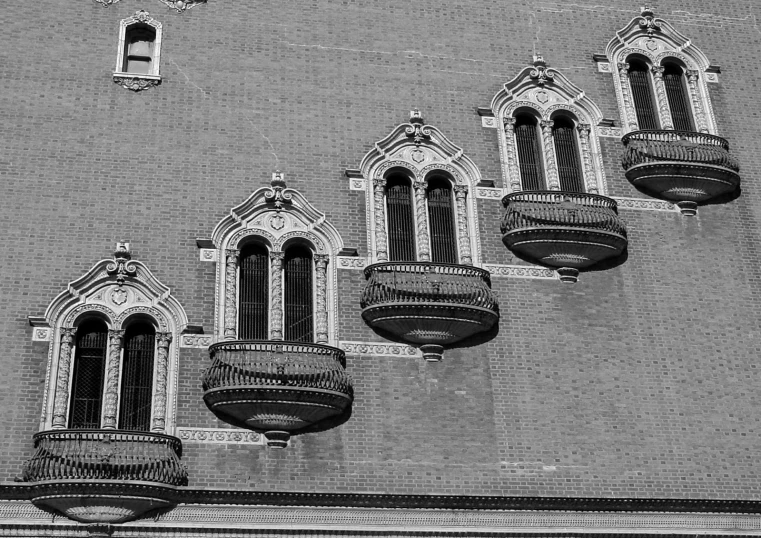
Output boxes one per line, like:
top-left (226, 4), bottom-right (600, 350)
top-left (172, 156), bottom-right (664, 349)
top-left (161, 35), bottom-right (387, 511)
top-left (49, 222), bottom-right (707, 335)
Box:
top-left (662, 63), bottom-right (693, 131)
top-left (426, 176), bottom-right (458, 264)
top-left (627, 59), bottom-right (659, 130)
top-left (552, 116), bottom-right (585, 193)
top-left (385, 173), bottom-right (417, 262)
top-left (113, 11), bottom-right (163, 91)
top-left (514, 113), bottom-right (545, 191)
top-left (238, 243), bottom-right (270, 340)
top-left (69, 319), bottom-right (108, 429)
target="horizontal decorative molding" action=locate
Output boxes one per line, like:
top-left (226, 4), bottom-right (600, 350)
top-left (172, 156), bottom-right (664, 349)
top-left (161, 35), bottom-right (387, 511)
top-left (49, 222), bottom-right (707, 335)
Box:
top-left (179, 334), bottom-right (215, 348)
top-left (176, 427), bottom-right (264, 445)
top-left (475, 187), bottom-right (503, 199)
top-left (613, 197), bottom-right (678, 212)
top-left (349, 178), bottom-right (366, 191)
top-left (2, 501), bottom-right (761, 536)
top-left (483, 264), bottom-right (557, 280)
top-left (339, 341), bottom-right (421, 357)
top-left (31, 328), bottom-right (50, 342)
top-left (598, 126), bottom-right (623, 137)
top-left (199, 248), bottom-right (217, 262)
top-left (481, 116), bottom-right (497, 128)
top-left (337, 256), bottom-right (367, 269)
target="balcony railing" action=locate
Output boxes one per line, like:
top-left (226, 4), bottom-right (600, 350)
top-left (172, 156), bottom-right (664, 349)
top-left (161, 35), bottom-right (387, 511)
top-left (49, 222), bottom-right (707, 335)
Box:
top-left (501, 191), bottom-right (627, 237)
top-left (203, 341), bottom-right (351, 395)
top-left (621, 130), bottom-right (739, 171)
top-left (361, 262), bottom-right (497, 311)
top-left (23, 429), bottom-right (187, 485)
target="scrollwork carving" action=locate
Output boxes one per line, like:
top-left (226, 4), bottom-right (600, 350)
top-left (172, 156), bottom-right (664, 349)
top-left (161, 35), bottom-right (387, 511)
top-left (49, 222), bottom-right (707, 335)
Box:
top-left (576, 124), bottom-right (598, 194)
top-left (540, 120), bottom-right (560, 190)
top-left (413, 181), bottom-right (431, 262)
top-left (405, 109), bottom-right (432, 145)
top-left (529, 55), bottom-right (555, 86)
top-left (106, 244), bottom-right (137, 286)
top-left (151, 332), bottom-right (172, 432)
top-left (269, 252), bottom-right (285, 340)
top-left (113, 76), bottom-right (160, 92)
top-left (51, 328), bottom-right (77, 429)
top-left (102, 330), bottom-right (124, 429)
top-left (264, 171), bottom-right (293, 211)
top-left (158, 0), bottom-right (207, 12)
top-left (314, 255), bottom-right (329, 344)
top-left (223, 250), bottom-right (239, 340)
top-left (651, 66), bottom-right (674, 130)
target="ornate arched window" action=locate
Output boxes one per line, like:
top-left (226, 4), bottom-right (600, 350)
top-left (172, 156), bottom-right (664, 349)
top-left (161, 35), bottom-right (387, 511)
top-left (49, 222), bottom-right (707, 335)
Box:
top-left (627, 59), bottom-right (659, 130)
top-left (385, 173), bottom-right (417, 262)
top-left (238, 243), bottom-right (270, 340)
top-left (34, 244), bottom-right (189, 433)
top-left (284, 245), bottom-right (315, 342)
top-left (663, 63), bottom-right (693, 132)
top-left (113, 11), bottom-right (163, 92)
top-left (426, 176), bottom-right (458, 264)
top-left (492, 57), bottom-right (607, 195)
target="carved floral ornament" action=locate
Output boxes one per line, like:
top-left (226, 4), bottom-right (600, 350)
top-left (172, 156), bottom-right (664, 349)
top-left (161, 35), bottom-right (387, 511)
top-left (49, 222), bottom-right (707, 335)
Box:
top-left (95, 0), bottom-right (207, 11)
top-left (210, 172), bottom-right (344, 344)
top-left (356, 110), bottom-right (484, 264)
top-left (604, 7), bottom-right (717, 134)
top-left (34, 243), bottom-right (190, 433)
top-left (490, 56), bottom-right (608, 195)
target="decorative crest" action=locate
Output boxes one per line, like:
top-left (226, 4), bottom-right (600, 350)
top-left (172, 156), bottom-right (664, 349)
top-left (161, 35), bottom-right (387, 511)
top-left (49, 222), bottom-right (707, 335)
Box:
top-left (529, 55), bottom-right (555, 86)
top-left (158, 0), bottom-right (207, 12)
top-left (639, 6), bottom-right (661, 35)
top-left (405, 109), bottom-right (432, 145)
top-left (133, 9), bottom-right (153, 23)
top-left (264, 171), bottom-right (293, 211)
top-left (93, 0), bottom-right (121, 5)
top-left (106, 243), bottom-right (137, 286)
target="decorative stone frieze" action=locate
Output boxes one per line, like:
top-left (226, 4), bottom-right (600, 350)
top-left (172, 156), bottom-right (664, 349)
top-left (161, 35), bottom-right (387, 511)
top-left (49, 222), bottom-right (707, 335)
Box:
top-left (339, 341), bottom-right (422, 357)
top-left (177, 427), bottom-right (264, 445)
top-left (482, 264), bottom-right (557, 280)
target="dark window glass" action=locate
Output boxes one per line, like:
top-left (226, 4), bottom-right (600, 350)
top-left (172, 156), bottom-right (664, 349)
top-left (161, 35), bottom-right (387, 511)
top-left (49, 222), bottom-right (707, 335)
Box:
top-left (553, 117), bottom-right (585, 193)
top-left (514, 115), bottom-right (545, 190)
top-left (284, 246), bottom-right (314, 342)
top-left (663, 64), bottom-right (693, 132)
top-left (628, 61), bottom-right (659, 130)
top-left (119, 323), bottom-right (155, 431)
top-left (69, 320), bottom-right (108, 429)
top-left (426, 177), bottom-right (458, 264)
top-left (239, 244), bottom-right (269, 340)
top-left (124, 25), bottom-right (155, 74)
top-left (386, 175), bottom-right (416, 261)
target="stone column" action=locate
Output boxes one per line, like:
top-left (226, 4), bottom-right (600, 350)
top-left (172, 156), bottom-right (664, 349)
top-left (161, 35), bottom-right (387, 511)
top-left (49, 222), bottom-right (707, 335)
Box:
top-left (618, 62), bottom-right (639, 132)
top-left (102, 330), bottom-right (124, 429)
top-left (540, 120), bottom-right (560, 190)
top-left (151, 332), bottom-right (172, 432)
top-left (651, 66), bottom-right (674, 130)
top-left (51, 327), bottom-right (77, 429)
top-left (686, 70), bottom-right (709, 133)
top-left (223, 249), bottom-right (239, 340)
top-left (413, 180), bottom-right (431, 262)
top-left (372, 178), bottom-right (388, 262)
top-left (314, 254), bottom-right (329, 344)
top-left (576, 124), bottom-right (599, 194)
top-left (502, 117), bottom-right (522, 192)
top-left (270, 251), bottom-right (285, 340)
top-left (453, 185), bottom-right (473, 265)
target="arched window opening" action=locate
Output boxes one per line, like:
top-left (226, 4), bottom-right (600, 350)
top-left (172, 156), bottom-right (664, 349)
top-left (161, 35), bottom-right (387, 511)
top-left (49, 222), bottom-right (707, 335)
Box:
top-left (239, 243), bottom-right (270, 340)
top-left (385, 174), bottom-right (416, 261)
top-left (123, 25), bottom-right (156, 75)
top-left (119, 322), bottom-right (155, 431)
top-left (69, 320), bottom-right (108, 429)
top-left (663, 63), bottom-right (693, 132)
top-left (553, 117), bottom-right (585, 193)
top-left (628, 60), bottom-right (659, 130)
top-left (426, 177), bottom-right (458, 264)
top-left (514, 114), bottom-right (545, 190)
top-left (284, 246), bottom-right (314, 343)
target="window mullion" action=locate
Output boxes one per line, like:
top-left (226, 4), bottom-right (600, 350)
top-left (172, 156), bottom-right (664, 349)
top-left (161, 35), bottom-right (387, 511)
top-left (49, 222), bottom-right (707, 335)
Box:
top-left (413, 180), bottom-right (431, 262)
top-left (102, 329), bottom-right (124, 430)
top-left (540, 120), bottom-right (561, 190)
top-left (52, 327), bottom-right (77, 429)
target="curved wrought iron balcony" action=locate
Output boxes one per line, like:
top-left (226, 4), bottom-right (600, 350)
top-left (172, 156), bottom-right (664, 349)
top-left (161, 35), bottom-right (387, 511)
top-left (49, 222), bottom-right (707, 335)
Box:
top-left (361, 262), bottom-right (499, 360)
top-left (23, 429), bottom-right (186, 523)
top-left (622, 130), bottom-right (740, 214)
top-left (202, 341), bottom-right (353, 448)
top-left (501, 191), bottom-right (628, 282)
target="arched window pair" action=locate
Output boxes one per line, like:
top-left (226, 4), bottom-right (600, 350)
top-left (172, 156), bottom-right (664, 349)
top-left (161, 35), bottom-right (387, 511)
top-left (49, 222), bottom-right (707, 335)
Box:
top-left (67, 318), bottom-right (160, 432)
top-left (627, 58), bottom-right (694, 131)
top-left (512, 113), bottom-right (587, 193)
top-left (384, 172), bottom-right (459, 264)
top-left (236, 242), bottom-right (316, 343)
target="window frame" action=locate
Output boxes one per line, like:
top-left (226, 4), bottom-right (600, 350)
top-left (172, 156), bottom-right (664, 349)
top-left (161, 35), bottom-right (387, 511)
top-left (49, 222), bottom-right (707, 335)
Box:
top-left (113, 10), bottom-right (163, 91)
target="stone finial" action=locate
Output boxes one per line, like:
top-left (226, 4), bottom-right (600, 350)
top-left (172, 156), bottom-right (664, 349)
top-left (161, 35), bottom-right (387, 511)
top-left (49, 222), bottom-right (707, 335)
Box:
top-left (639, 6), bottom-right (661, 35)
top-left (410, 109), bottom-right (424, 124)
top-left (265, 171), bottom-right (292, 210)
top-left (106, 242), bottom-right (137, 285)
top-left (406, 109), bottom-right (431, 145)
top-left (530, 55), bottom-right (554, 86)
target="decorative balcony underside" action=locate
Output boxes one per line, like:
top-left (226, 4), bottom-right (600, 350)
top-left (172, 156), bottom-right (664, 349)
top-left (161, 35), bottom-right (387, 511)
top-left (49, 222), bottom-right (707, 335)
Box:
top-left (622, 130), bottom-right (740, 213)
top-left (22, 430), bottom-right (186, 524)
top-left (501, 191), bottom-right (628, 282)
top-left (361, 263), bottom-right (499, 359)
top-left (202, 341), bottom-right (353, 447)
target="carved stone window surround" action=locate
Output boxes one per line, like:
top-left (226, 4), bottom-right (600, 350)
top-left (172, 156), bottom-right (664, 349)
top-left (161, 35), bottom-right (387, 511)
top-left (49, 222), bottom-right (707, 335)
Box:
top-left (356, 110), bottom-right (483, 265)
top-left (35, 243), bottom-right (190, 434)
top-left (113, 11), bottom-right (163, 92)
top-left (490, 56), bottom-right (609, 195)
top-left (209, 172), bottom-right (344, 345)
top-left (604, 8), bottom-right (717, 134)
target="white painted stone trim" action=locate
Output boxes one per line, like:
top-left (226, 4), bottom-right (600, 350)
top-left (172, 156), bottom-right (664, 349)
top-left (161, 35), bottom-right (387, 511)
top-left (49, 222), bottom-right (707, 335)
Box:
top-left (475, 187), bottom-right (503, 200)
top-left (613, 197), bottom-right (679, 212)
top-left (337, 256), bottom-right (367, 269)
top-left (199, 248), bottom-right (217, 262)
top-left (481, 116), bottom-right (497, 128)
top-left (340, 341), bottom-right (422, 357)
top-left (176, 427), bottom-right (264, 445)
top-left (179, 334), bottom-right (215, 348)
top-left (483, 264), bottom-right (557, 280)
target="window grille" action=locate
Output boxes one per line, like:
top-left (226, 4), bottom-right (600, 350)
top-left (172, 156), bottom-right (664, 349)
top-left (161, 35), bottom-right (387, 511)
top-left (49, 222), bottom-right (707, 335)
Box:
top-left (239, 244), bottom-right (269, 340)
top-left (663, 64), bottom-right (694, 132)
top-left (628, 61), bottom-right (659, 130)
top-left (284, 246), bottom-right (314, 343)
top-left (69, 320), bottom-right (108, 429)
top-left (124, 26), bottom-right (155, 75)
top-left (119, 323), bottom-right (155, 431)
top-left (386, 175), bottom-right (416, 261)
top-left (553, 118), bottom-right (585, 193)
top-left (426, 178), bottom-right (458, 263)
top-left (514, 115), bottom-right (545, 190)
